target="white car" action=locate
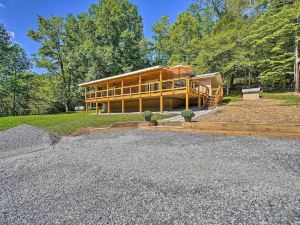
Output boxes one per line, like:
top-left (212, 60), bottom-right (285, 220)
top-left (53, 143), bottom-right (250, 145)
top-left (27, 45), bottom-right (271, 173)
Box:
top-left (75, 106), bottom-right (84, 111)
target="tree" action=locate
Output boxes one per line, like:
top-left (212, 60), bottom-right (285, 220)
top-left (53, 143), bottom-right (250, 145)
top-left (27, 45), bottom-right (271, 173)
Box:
top-left (167, 4), bottom-right (203, 66)
top-left (0, 24), bottom-right (31, 116)
top-left (248, 1), bottom-right (300, 88)
top-left (77, 0), bottom-right (150, 80)
top-left (152, 16), bottom-right (171, 65)
top-left (28, 16), bottom-right (73, 111)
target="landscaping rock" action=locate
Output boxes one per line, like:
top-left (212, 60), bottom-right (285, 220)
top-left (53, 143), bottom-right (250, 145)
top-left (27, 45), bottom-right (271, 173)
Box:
top-left (0, 130), bottom-right (299, 224)
top-left (0, 125), bottom-right (59, 158)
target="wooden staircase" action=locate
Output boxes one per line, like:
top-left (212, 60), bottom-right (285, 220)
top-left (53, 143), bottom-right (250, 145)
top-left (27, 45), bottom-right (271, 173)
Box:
top-left (204, 85), bottom-right (224, 109)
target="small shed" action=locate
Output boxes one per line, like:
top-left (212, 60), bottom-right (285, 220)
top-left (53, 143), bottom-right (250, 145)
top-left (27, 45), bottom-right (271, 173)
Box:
top-left (242, 88), bottom-right (261, 100)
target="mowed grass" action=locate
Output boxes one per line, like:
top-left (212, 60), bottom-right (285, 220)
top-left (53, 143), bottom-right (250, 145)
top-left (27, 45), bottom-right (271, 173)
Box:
top-left (261, 92), bottom-right (300, 105)
top-left (0, 112), bottom-right (174, 135)
top-left (222, 91), bottom-right (300, 105)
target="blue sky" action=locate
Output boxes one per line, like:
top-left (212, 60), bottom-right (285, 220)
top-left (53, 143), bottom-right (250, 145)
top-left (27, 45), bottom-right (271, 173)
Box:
top-left (0, 0), bottom-right (191, 73)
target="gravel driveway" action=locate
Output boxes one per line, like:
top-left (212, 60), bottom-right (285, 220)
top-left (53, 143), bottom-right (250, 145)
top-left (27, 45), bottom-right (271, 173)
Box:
top-left (1, 126), bottom-right (300, 224)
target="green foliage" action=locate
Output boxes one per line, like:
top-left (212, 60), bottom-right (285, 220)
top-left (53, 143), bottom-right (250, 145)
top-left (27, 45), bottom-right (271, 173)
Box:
top-left (142, 110), bottom-right (153, 118)
top-left (2, 0), bottom-right (299, 117)
top-left (247, 1), bottom-right (300, 87)
top-left (152, 16), bottom-right (171, 65)
top-left (75, 0), bottom-right (151, 80)
top-left (181, 109), bottom-right (195, 118)
top-left (0, 24), bottom-right (31, 116)
top-left (0, 112), bottom-right (174, 134)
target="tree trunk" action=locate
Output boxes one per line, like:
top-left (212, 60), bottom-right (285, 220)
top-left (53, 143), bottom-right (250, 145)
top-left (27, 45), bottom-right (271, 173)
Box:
top-left (248, 70), bottom-right (251, 88)
top-left (226, 73), bottom-right (235, 95)
top-left (295, 31), bottom-right (299, 93)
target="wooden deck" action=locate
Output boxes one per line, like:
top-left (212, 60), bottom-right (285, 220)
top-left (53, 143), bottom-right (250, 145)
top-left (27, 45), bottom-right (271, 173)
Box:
top-left (84, 77), bottom-right (210, 113)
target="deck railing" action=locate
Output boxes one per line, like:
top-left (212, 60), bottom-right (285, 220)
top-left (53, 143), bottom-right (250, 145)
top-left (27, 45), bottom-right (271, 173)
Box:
top-left (85, 77), bottom-right (209, 101)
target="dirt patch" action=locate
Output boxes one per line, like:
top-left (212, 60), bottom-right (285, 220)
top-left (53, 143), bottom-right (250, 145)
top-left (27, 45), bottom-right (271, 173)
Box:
top-left (198, 98), bottom-right (300, 124)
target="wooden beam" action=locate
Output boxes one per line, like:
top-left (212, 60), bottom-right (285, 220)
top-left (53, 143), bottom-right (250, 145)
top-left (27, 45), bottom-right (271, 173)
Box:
top-left (121, 78), bottom-right (124, 113)
top-left (108, 101), bottom-right (110, 114)
top-left (139, 98), bottom-right (142, 113)
top-left (172, 79), bottom-right (175, 95)
top-left (122, 99), bottom-right (125, 113)
top-left (107, 82), bottom-right (110, 114)
top-left (96, 99), bottom-right (98, 114)
top-left (198, 85), bottom-right (201, 108)
top-left (159, 69), bottom-right (163, 95)
top-left (186, 77), bottom-right (189, 110)
top-left (139, 75), bottom-right (142, 113)
top-left (160, 70), bottom-right (163, 112)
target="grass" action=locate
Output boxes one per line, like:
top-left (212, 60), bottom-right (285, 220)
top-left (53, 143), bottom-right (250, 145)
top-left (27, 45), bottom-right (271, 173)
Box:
top-left (222, 94), bottom-right (242, 104)
top-left (0, 112), bottom-right (174, 135)
top-left (261, 92), bottom-right (300, 105)
top-left (222, 91), bottom-right (300, 106)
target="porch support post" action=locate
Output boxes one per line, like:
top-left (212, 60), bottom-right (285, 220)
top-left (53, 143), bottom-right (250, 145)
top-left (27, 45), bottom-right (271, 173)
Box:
top-left (139, 75), bottom-right (142, 113)
top-left (186, 77), bottom-right (189, 110)
top-left (96, 99), bottom-right (98, 114)
top-left (198, 86), bottom-right (201, 109)
top-left (107, 82), bottom-right (110, 114)
top-left (160, 70), bottom-right (163, 112)
top-left (121, 79), bottom-right (124, 113)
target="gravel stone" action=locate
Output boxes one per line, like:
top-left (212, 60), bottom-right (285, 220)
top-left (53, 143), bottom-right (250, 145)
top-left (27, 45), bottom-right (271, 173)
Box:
top-left (0, 128), bottom-right (299, 224)
top-left (0, 125), bottom-right (59, 159)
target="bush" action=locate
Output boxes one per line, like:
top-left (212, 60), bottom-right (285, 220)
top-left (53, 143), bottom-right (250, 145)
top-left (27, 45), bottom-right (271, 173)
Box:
top-left (142, 110), bottom-right (153, 118)
top-left (181, 109), bottom-right (195, 118)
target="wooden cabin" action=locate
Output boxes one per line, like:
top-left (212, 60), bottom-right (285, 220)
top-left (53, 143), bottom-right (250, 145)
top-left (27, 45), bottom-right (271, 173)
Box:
top-left (79, 65), bottom-right (224, 113)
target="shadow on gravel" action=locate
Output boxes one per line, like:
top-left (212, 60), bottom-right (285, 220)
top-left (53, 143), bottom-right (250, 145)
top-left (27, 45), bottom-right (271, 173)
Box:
top-left (0, 125), bottom-right (60, 159)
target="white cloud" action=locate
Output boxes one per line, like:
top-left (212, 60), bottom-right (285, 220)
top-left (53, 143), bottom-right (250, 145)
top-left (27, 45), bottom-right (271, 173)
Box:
top-left (0, 3), bottom-right (5, 8)
top-left (8, 31), bottom-right (15, 39)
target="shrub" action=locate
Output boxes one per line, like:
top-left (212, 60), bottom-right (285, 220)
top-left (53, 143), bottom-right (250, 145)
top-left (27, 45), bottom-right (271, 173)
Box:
top-left (181, 109), bottom-right (195, 118)
top-left (142, 110), bottom-right (153, 118)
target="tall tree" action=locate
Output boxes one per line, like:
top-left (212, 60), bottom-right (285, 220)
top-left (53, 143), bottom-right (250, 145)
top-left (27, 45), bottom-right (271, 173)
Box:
top-left (28, 16), bottom-right (72, 111)
top-left (152, 16), bottom-right (171, 65)
top-left (77, 0), bottom-right (150, 80)
top-left (0, 24), bottom-right (31, 116)
top-left (248, 0), bottom-right (300, 88)
top-left (167, 4), bottom-right (203, 66)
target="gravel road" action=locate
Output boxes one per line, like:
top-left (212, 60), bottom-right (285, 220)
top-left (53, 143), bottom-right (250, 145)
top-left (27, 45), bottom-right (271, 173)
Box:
top-left (0, 126), bottom-right (300, 224)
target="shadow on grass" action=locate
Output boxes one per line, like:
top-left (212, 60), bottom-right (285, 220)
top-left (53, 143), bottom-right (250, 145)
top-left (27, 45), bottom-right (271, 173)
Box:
top-left (222, 99), bottom-right (231, 104)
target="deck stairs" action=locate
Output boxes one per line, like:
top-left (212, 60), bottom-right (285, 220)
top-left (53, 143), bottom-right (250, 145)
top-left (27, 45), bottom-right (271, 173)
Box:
top-left (203, 86), bottom-right (224, 109)
top-left (204, 96), bottom-right (217, 109)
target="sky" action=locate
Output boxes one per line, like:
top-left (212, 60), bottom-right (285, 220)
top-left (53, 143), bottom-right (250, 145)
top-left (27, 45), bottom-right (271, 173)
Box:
top-left (0, 0), bottom-right (191, 73)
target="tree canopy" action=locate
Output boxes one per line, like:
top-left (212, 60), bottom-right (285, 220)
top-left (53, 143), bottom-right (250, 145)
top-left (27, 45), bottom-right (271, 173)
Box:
top-left (0, 0), bottom-right (299, 116)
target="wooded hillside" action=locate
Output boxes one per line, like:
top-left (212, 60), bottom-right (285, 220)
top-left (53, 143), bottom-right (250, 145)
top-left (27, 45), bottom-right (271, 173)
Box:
top-left (0, 0), bottom-right (299, 116)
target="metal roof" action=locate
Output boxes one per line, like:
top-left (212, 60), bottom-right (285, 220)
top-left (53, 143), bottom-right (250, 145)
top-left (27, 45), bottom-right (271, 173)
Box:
top-left (194, 72), bottom-right (220, 79)
top-left (78, 65), bottom-right (193, 86)
top-left (242, 88), bottom-right (261, 94)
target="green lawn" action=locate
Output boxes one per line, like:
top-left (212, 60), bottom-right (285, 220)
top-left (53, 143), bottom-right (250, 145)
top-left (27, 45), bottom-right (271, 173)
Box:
top-left (0, 112), bottom-right (174, 135)
top-left (261, 92), bottom-right (300, 105)
top-left (222, 91), bottom-right (300, 105)
top-left (222, 94), bottom-right (242, 104)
